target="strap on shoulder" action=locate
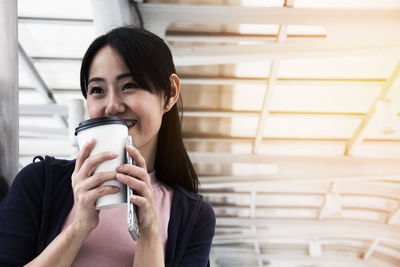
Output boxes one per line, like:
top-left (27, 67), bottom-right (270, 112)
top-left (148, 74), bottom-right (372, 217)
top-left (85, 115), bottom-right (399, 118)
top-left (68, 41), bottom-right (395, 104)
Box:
top-left (32, 156), bottom-right (44, 162)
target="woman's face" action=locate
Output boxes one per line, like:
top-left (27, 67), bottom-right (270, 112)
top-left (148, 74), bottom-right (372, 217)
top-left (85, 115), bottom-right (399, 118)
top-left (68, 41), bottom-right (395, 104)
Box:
top-left (86, 45), bottom-right (166, 157)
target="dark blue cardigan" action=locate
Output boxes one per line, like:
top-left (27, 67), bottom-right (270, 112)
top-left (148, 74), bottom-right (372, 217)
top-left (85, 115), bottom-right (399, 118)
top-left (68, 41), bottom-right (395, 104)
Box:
top-left (0, 156), bottom-right (215, 267)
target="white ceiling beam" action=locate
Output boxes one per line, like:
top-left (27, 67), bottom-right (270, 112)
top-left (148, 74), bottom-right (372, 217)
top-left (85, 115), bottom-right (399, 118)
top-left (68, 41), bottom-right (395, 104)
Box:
top-left (19, 105), bottom-right (367, 119)
top-left (212, 205), bottom-right (379, 217)
top-left (90, 0), bottom-right (134, 35)
top-left (185, 110), bottom-right (363, 119)
top-left (180, 76), bottom-right (386, 86)
top-left (18, 41), bottom-right (400, 67)
top-left (212, 253), bottom-right (388, 267)
top-left (212, 237), bottom-right (400, 249)
top-left (20, 126), bottom-right (68, 140)
top-left (172, 40), bottom-right (398, 66)
top-left (201, 181), bottom-right (400, 202)
top-left (140, 4), bottom-right (400, 26)
top-left (318, 182), bottom-right (340, 220)
top-left (18, 143), bottom-right (400, 180)
top-left (254, 242), bottom-right (263, 267)
top-left (252, 61), bottom-right (279, 154)
top-left (20, 87), bottom-right (82, 96)
top-left (345, 61), bottom-right (400, 155)
top-left (308, 239), bottom-right (322, 257)
top-left (203, 181), bottom-right (400, 198)
top-left (21, 44), bottom-right (400, 67)
top-left (140, 4), bottom-right (400, 61)
top-left (191, 152), bottom-right (400, 179)
top-left (386, 203), bottom-right (400, 224)
top-left (139, 4), bottom-right (400, 35)
top-left (18, 44), bottom-right (67, 128)
top-left (213, 219), bottom-right (400, 243)
top-left (182, 136), bottom-right (266, 144)
top-left (250, 188), bottom-right (257, 219)
top-left (181, 76), bottom-right (268, 86)
top-left (363, 238), bottom-right (381, 260)
top-left (249, 188), bottom-right (263, 267)
top-left (276, 25), bottom-right (288, 43)
top-left (19, 140), bottom-right (73, 157)
top-left (213, 242), bottom-right (371, 256)
top-left (20, 104), bottom-right (68, 116)
top-left (190, 152), bottom-right (400, 165)
top-left (284, 0), bottom-right (295, 7)
top-left (183, 110), bottom-right (258, 118)
top-left (293, 0), bottom-right (400, 9)
top-left (166, 33), bottom-right (324, 44)
top-left (253, 9), bottom-right (289, 154)
top-left (199, 175), bottom-right (400, 189)
top-left (363, 201), bottom-right (400, 260)
top-left (18, 17), bottom-right (93, 25)
top-left (20, 76), bottom-right (384, 87)
top-left (183, 137), bottom-right (400, 147)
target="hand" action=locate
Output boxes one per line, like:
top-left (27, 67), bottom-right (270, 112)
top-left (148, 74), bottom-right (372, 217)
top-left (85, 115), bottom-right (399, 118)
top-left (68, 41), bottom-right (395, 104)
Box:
top-left (71, 139), bottom-right (120, 234)
top-left (115, 145), bottom-right (160, 237)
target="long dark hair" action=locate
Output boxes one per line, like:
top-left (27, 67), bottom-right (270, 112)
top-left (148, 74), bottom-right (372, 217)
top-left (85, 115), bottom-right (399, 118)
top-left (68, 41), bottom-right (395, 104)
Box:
top-left (80, 26), bottom-right (198, 193)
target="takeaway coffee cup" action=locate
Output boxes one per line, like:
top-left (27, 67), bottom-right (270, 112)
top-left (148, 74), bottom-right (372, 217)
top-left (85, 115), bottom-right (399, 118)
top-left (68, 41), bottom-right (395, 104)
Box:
top-left (75, 116), bottom-right (128, 210)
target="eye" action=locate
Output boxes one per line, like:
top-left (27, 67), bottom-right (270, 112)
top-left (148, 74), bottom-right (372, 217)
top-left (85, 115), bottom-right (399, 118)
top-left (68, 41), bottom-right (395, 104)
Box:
top-left (122, 82), bottom-right (139, 91)
top-left (88, 86), bottom-right (104, 95)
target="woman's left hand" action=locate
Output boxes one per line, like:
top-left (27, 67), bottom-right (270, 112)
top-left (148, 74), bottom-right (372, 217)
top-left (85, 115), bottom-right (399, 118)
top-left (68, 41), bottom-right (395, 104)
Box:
top-left (115, 145), bottom-right (160, 238)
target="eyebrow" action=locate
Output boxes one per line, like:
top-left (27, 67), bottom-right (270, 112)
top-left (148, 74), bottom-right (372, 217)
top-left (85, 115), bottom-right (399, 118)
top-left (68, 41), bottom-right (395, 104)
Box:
top-left (88, 73), bottom-right (132, 85)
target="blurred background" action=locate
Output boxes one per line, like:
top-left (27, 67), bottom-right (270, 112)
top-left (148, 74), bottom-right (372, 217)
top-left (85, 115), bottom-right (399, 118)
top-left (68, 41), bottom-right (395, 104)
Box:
top-left (1, 0), bottom-right (400, 266)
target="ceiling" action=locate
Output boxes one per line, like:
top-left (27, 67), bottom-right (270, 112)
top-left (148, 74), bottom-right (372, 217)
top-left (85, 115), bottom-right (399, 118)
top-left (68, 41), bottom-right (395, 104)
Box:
top-left (16, 0), bottom-right (400, 266)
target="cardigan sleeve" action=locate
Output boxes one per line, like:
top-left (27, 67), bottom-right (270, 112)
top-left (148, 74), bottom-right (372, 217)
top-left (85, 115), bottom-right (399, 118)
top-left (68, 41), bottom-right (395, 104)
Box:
top-left (178, 200), bottom-right (216, 267)
top-left (0, 161), bottom-right (46, 267)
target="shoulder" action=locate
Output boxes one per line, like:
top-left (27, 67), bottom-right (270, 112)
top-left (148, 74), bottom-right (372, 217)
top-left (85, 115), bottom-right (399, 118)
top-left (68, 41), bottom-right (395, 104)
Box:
top-left (42, 155), bottom-right (76, 170)
top-left (174, 186), bottom-right (216, 223)
top-left (18, 156), bottom-right (75, 174)
top-left (175, 185), bottom-right (202, 201)
top-left (13, 156), bottom-right (75, 189)
top-left (12, 157), bottom-right (46, 188)
top-left (43, 156), bottom-right (76, 176)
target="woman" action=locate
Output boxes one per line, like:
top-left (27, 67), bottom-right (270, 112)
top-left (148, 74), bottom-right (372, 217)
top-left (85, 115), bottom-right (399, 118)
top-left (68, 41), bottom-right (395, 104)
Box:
top-left (0, 26), bottom-right (215, 267)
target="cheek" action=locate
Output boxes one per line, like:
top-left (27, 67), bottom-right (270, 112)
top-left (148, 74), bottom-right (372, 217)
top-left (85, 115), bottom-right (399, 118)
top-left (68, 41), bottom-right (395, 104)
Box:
top-left (142, 101), bottom-right (164, 129)
top-left (86, 100), bottom-right (101, 118)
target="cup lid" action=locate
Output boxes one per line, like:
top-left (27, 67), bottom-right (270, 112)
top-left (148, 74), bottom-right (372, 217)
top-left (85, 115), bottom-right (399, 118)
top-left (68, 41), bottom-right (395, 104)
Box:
top-left (75, 116), bottom-right (127, 135)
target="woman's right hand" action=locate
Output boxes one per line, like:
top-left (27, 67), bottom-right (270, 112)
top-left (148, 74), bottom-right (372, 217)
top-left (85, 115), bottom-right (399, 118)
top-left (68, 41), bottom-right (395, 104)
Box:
top-left (70, 139), bottom-right (120, 234)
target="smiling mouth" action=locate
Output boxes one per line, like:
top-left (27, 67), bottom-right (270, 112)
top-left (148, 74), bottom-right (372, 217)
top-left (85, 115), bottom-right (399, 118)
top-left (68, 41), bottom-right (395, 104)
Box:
top-left (125, 120), bottom-right (137, 127)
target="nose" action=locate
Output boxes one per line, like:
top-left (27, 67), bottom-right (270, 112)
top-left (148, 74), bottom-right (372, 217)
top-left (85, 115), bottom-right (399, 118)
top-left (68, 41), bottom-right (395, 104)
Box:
top-left (104, 92), bottom-right (125, 115)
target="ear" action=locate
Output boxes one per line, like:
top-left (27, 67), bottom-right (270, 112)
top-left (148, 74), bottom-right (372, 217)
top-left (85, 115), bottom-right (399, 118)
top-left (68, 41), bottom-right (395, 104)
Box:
top-left (164, 73), bottom-right (180, 113)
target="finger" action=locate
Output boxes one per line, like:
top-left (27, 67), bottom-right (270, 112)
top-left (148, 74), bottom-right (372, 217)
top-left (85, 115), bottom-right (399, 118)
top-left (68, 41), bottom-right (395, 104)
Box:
top-left (116, 164), bottom-right (150, 186)
top-left (127, 145), bottom-right (147, 170)
top-left (74, 139), bottom-right (96, 172)
top-left (129, 194), bottom-right (151, 211)
top-left (82, 185), bottom-right (120, 207)
top-left (80, 151), bottom-right (118, 177)
top-left (116, 173), bottom-right (151, 199)
top-left (80, 171), bottom-right (117, 191)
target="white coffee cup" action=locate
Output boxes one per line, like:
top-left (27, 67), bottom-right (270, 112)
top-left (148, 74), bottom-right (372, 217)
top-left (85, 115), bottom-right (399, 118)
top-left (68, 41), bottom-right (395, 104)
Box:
top-left (75, 116), bottom-right (128, 210)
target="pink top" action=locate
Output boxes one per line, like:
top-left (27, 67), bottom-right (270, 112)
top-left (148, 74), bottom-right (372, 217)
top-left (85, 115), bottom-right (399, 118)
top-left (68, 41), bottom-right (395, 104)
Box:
top-left (61, 171), bottom-right (174, 266)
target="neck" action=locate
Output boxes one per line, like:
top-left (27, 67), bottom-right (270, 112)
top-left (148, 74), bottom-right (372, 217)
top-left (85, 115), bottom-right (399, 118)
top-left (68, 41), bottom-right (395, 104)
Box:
top-left (138, 137), bottom-right (157, 173)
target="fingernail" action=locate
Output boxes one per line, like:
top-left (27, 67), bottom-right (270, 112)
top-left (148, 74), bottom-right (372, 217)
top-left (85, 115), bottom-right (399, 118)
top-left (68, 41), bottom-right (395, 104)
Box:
top-left (116, 165), bottom-right (123, 172)
top-left (109, 152), bottom-right (118, 158)
top-left (116, 173), bottom-right (124, 180)
top-left (87, 138), bottom-right (95, 145)
top-left (112, 186), bottom-right (120, 192)
top-left (128, 145), bottom-right (135, 151)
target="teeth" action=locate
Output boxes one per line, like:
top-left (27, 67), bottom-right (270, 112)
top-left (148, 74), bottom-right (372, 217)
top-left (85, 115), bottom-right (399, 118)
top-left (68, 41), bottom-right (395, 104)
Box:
top-left (126, 120), bottom-right (137, 127)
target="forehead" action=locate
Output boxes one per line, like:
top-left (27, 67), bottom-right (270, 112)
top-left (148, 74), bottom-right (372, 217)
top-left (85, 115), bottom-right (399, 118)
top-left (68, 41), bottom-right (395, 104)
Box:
top-left (88, 45), bottom-right (129, 79)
